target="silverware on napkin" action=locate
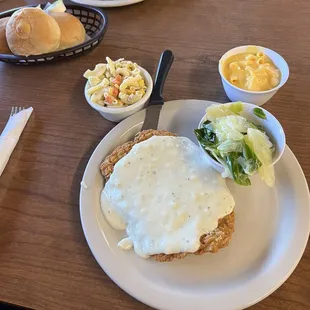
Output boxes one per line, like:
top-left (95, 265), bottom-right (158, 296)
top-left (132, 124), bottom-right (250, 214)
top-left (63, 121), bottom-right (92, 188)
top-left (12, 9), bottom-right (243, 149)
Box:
top-left (0, 107), bottom-right (33, 177)
top-left (141, 50), bottom-right (174, 130)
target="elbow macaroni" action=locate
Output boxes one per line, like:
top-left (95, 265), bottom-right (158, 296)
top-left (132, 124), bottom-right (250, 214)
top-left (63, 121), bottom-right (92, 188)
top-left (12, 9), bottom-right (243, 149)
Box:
top-left (119, 75), bottom-right (141, 92)
top-left (83, 57), bottom-right (147, 107)
top-left (83, 64), bottom-right (106, 79)
top-left (115, 68), bottom-right (130, 77)
top-left (222, 52), bottom-right (281, 91)
top-left (88, 76), bottom-right (101, 87)
top-left (87, 78), bottom-right (110, 96)
top-left (106, 57), bottom-right (116, 76)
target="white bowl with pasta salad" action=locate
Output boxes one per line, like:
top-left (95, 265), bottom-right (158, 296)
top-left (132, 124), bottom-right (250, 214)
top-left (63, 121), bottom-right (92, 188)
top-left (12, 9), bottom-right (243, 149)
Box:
top-left (218, 45), bottom-right (289, 106)
top-left (84, 57), bottom-right (153, 122)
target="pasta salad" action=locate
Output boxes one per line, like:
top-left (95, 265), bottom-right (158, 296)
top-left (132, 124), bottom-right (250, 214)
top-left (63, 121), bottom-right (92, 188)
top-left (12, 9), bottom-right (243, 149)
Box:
top-left (84, 57), bottom-right (147, 108)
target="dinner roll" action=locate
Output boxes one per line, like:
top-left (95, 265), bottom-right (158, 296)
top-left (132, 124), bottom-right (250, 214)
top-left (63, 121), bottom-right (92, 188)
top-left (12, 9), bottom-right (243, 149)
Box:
top-left (50, 13), bottom-right (86, 50)
top-left (6, 8), bottom-right (61, 56)
top-left (0, 17), bottom-right (11, 54)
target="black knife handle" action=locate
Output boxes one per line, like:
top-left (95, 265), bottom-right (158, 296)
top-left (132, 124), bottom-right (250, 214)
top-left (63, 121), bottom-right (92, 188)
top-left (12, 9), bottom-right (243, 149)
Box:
top-left (149, 50), bottom-right (174, 105)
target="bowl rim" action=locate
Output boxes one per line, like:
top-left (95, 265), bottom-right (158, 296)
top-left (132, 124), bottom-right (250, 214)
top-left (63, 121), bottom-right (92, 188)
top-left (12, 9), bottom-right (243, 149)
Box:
top-left (84, 66), bottom-right (153, 114)
top-left (197, 102), bottom-right (286, 168)
top-left (218, 45), bottom-right (290, 95)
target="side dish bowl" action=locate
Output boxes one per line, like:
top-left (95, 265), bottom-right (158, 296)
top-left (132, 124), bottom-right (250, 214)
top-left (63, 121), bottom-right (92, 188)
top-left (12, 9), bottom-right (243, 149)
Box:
top-left (84, 66), bottom-right (153, 122)
top-left (197, 102), bottom-right (286, 176)
top-left (218, 45), bottom-right (289, 106)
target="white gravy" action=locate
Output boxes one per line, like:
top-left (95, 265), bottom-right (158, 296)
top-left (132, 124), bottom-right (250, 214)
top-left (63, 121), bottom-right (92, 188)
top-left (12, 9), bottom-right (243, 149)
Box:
top-left (101, 136), bottom-right (235, 258)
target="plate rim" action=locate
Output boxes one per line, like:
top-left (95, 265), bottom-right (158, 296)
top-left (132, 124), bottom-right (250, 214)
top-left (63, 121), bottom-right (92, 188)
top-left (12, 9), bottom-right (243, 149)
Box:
top-left (80, 99), bottom-right (310, 310)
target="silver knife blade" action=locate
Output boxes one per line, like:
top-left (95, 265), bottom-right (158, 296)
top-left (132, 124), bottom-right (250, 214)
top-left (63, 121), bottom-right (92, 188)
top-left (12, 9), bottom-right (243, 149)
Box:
top-left (141, 104), bottom-right (163, 131)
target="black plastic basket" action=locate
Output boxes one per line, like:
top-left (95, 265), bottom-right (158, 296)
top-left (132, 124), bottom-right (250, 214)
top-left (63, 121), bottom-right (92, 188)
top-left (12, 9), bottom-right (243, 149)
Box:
top-left (0, 4), bottom-right (108, 65)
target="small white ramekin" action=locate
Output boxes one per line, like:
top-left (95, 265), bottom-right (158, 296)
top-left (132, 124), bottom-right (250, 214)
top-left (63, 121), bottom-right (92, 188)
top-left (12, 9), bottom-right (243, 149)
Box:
top-left (218, 45), bottom-right (289, 106)
top-left (84, 67), bottom-right (153, 122)
top-left (197, 102), bottom-right (286, 176)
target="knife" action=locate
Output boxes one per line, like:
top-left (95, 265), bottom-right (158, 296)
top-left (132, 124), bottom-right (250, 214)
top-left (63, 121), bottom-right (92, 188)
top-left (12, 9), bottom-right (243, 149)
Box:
top-left (141, 50), bottom-right (174, 130)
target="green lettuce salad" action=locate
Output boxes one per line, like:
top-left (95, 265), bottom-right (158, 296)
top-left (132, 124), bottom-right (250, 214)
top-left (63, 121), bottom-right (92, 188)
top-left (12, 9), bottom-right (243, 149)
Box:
top-left (194, 103), bottom-right (275, 187)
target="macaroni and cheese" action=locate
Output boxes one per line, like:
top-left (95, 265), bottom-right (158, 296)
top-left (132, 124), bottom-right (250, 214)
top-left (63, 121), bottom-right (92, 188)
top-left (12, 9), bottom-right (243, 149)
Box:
top-left (222, 52), bottom-right (281, 91)
top-left (84, 57), bottom-right (147, 107)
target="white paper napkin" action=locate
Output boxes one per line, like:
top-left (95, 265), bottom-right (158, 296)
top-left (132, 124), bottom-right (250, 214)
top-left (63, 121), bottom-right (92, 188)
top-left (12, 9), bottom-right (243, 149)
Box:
top-left (0, 107), bottom-right (33, 177)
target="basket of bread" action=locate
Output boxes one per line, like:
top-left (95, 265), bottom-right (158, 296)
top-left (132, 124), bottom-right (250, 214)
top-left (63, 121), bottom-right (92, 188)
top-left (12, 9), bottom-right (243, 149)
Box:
top-left (0, 0), bottom-right (108, 65)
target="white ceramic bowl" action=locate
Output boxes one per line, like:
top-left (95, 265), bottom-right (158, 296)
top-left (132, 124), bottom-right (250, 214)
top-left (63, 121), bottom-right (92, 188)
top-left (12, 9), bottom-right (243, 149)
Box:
top-left (84, 67), bottom-right (153, 122)
top-left (197, 102), bottom-right (286, 175)
top-left (218, 45), bottom-right (289, 106)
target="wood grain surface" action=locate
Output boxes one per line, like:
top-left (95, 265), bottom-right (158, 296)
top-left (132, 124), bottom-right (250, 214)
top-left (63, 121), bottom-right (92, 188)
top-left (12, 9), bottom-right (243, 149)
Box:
top-left (0, 0), bottom-right (309, 309)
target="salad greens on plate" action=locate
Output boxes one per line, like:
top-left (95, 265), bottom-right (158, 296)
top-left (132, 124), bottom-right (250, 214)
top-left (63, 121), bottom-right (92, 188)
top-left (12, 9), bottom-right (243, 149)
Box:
top-left (194, 103), bottom-right (275, 187)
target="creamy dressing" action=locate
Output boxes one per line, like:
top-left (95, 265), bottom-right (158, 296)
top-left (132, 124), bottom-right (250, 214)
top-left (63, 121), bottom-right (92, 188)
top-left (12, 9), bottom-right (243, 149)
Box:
top-left (101, 136), bottom-right (235, 258)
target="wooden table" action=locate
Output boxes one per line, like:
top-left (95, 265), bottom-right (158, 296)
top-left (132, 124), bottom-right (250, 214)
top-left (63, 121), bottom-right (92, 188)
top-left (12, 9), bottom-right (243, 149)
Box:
top-left (0, 0), bottom-right (309, 309)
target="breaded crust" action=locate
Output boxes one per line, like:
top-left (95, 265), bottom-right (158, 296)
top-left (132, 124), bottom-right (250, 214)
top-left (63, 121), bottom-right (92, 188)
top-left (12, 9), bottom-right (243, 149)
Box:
top-left (100, 129), bottom-right (235, 262)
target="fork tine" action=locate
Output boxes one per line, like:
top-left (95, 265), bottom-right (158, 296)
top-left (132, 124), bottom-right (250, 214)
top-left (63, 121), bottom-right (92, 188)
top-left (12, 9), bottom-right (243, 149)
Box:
top-left (10, 107), bottom-right (25, 117)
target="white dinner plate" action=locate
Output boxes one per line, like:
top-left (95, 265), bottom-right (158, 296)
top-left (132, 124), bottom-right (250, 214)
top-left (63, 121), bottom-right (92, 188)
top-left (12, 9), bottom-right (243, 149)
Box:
top-left (80, 100), bottom-right (310, 310)
top-left (71, 0), bottom-right (144, 8)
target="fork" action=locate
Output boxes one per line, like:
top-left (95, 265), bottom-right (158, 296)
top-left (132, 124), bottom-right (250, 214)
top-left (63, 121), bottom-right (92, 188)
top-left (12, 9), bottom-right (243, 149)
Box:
top-left (10, 107), bottom-right (25, 117)
top-left (0, 106), bottom-right (29, 177)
